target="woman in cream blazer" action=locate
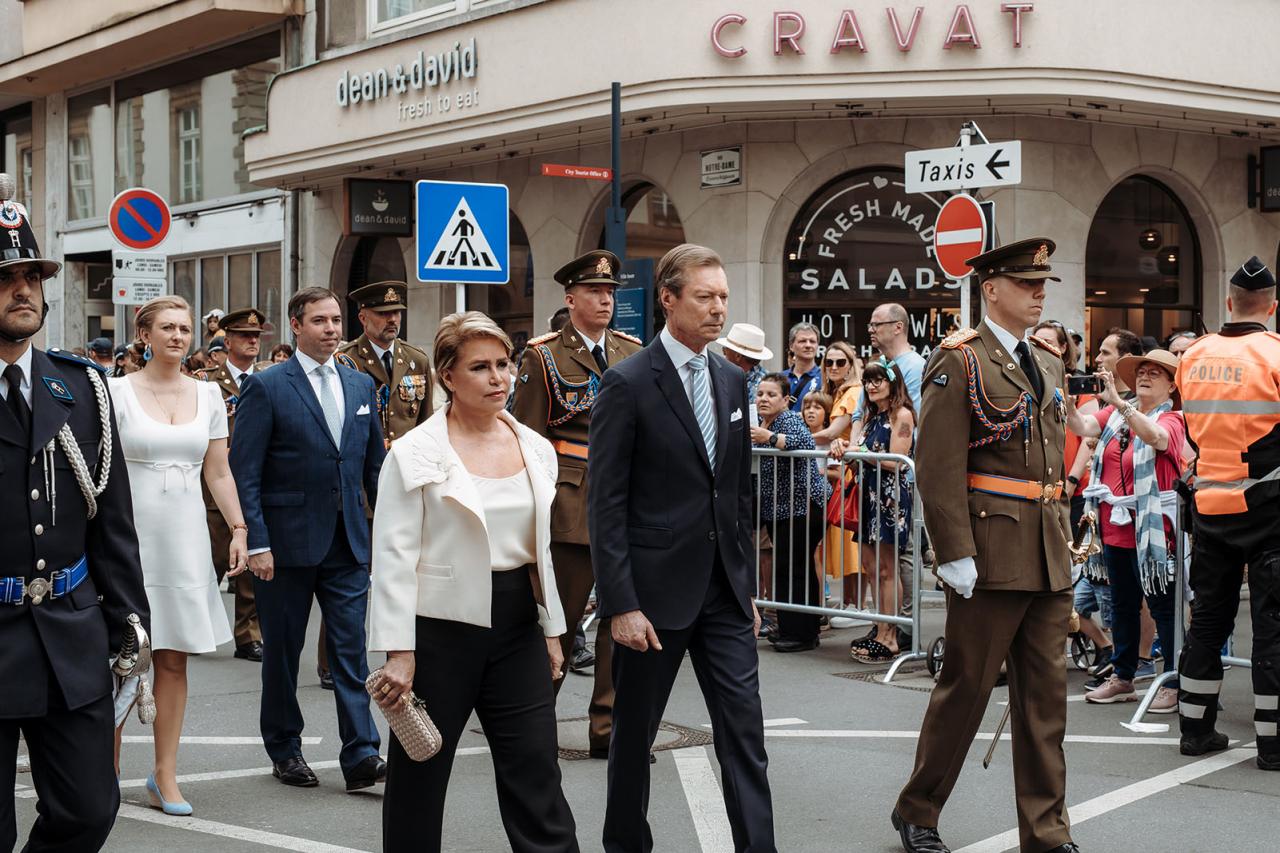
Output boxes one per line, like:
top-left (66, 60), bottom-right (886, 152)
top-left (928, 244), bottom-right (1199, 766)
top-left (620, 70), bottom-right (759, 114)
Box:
top-left (368, 312), bottom-right (578, 853)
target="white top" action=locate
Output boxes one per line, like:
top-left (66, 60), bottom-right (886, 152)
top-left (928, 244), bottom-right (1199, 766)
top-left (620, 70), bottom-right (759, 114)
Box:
top-left (294, 349), bottom-right (345, 429)
top-left (472, 468), bottom-right (537, 571)
top-left (983, 315), bottom-right (1030, 354)
top-left (226, 359), bottom-right (254, 386)
top-left (0, 343), bottom-right (33, 406)
top-left (660, 325), bottom-right (717, 428)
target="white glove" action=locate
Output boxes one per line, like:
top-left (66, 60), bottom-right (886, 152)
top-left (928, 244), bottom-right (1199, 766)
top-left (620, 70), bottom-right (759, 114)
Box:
top-left (937, 557), bottom-right (977, 599)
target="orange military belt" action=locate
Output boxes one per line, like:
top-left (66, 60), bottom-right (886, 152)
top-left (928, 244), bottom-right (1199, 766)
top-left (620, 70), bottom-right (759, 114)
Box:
top-left (552, 439), bottom-right (589, 461)
top-left (967, 472), bottom-right (1063, 503)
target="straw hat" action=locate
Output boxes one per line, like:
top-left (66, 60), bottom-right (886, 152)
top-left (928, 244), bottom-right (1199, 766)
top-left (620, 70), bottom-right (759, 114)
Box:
top-left (716, 323), bottom-right (773, 362)
top-left (1115, 348), bottom-right (1179, 391)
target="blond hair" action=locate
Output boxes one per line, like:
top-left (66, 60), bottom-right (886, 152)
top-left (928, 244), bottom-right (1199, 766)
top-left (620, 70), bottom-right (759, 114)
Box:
top-left (433, 311), bottom-right (513, 400)
top-left (132, 295), bottom-right (192, 361)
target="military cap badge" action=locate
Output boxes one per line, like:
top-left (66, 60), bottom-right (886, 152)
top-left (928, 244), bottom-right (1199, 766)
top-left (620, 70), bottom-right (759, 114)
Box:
top-left (595, 256), bottom-right (612, 276)
top-left (1033, 244), bottom-right (1050, 266)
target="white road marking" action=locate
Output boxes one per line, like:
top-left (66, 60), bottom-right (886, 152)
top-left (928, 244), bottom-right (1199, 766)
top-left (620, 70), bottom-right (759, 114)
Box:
top-left (120, 736), bottom-right (323, 745)
top-left (953, 745), bottom-right (1258, 853)
top-left (701, 717), bottom-right (808, 729)
top-left (115, 803), bottom-right (372, 853)
top-left (673, 746), bottom-right (734, 853)
top-left (763, 730), bottom-right (1181, 746)
top-left (999, 694), bottom-right (1087, 705)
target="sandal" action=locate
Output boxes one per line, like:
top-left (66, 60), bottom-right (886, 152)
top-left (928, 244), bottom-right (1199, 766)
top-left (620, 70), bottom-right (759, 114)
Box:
top-left (850, 639), bottom-right (897, 664)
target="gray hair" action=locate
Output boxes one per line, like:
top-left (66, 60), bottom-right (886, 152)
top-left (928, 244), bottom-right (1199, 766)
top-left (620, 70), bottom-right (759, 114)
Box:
top-left (656, 243), bottom-right (724, 299)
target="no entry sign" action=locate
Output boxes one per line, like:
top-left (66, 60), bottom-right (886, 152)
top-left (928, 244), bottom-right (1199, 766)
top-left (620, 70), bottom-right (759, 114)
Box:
top-left (109, 188), bottom-right (171, 250)
top-left (933, 193), bottom-right (986, 280)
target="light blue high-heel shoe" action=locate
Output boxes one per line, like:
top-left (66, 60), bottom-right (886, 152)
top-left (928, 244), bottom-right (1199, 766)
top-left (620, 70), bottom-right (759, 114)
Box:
top-left (145, 774), bottom-right (193, 817)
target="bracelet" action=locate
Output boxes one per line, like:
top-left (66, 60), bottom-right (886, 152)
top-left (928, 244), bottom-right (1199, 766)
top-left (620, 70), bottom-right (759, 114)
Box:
top-left (1066, 475), bottom-right (1080, 486)
top-left (230, 522), bottom-right (248, 532)
top-left (1119, 403), bottom-right (1137, 420)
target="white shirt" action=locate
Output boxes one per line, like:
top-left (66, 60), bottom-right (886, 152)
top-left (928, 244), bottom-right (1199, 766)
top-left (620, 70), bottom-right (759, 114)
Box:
top-left (575, 327), bottom-right (605, 361)
top-left (660, 326), bottom-right (717, 427)
top-left (983, 315), bottom-right (1030, 355)
top-left (0, 344), bottom-right (33, 406)
top-left (226, 358), bottom-right (254, 387)
top-left (473, 469), bottom-right (537, 571)
top-left (368, 340), bottom-right (392, 366)
top-left (294, 348), bottom-right (345, 431)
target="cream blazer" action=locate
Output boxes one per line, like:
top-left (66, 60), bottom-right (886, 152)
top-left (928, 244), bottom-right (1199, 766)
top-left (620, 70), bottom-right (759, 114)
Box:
top-left (367, 406), bottom-right (567, 651)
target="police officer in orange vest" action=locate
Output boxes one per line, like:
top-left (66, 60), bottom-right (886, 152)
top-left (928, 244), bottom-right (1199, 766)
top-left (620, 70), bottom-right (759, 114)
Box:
top-left (1175, 255), bottom-right (1280, 770)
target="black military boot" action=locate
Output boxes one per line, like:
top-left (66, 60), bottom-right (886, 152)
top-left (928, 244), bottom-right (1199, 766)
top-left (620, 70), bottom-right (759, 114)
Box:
top-left (1180, 730), bottom-right (1229, 756)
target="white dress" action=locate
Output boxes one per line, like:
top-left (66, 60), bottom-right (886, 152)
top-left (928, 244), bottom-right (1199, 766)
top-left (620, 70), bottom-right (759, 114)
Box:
top-left (109, 377), bottom-right (233, 653)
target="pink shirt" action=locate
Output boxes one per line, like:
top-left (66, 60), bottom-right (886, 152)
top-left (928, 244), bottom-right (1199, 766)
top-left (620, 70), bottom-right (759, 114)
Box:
top-left (1092, 406), bottom-right (1187, 548)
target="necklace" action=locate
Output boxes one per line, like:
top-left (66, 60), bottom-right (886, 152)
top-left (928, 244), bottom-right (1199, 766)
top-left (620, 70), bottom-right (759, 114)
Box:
top-left (138, 376), bottom-right (186, 423)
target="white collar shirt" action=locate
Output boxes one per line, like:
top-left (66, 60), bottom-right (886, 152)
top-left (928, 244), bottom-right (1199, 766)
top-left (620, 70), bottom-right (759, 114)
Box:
top-left (660, 325), bottom-right (716, 426)
top-left (226, 359), bottom-right (253, 387)
top-left (983, 315), bottom-right (1030, 355)
top-left (0, 344), bottom-right (34, 406)
top-left (294, 349), bottom-right (345, 427)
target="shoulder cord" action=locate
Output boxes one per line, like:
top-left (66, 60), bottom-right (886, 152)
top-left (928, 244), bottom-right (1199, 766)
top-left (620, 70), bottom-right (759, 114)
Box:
top-left (536, 344), bottom-right (598, 427)
top-left (48, 366), bottom-right (113, 522)
top-left (958, 344), bottom-right (1034, 449)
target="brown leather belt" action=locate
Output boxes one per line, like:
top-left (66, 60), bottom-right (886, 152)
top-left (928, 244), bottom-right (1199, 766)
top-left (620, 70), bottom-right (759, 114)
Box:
top-left (552, 439), bottom-right (589, 461)
top-left (967, 472), bottom-right (1063, 504)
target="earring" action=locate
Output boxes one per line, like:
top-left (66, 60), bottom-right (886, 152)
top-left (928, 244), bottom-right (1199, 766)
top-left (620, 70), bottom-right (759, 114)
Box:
top-left (143, 344), bottom-right (153, 362)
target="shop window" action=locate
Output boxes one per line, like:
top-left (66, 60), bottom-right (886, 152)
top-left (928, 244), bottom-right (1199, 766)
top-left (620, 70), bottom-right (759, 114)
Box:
top-left (597, 183), bottom-right (687, 262)
top-left (66, 89), bottom-right (112, 220)
top-left (784, 167), bottom-right (954, 359)
top-left (1084, 176), bottom-right (1201, 360)
top-left (168, 247), bottom-right (282, 351)
top-left (465, 213), bottom-right (534, 351)
top-left (20, 148), bottom-right (32, 208)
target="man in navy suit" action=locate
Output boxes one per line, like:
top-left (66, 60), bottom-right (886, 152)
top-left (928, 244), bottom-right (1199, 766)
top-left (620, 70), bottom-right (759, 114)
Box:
top-left (230, 287), bottom-right (387, 792)
top-left (588, 244), bottom-right (775, 852)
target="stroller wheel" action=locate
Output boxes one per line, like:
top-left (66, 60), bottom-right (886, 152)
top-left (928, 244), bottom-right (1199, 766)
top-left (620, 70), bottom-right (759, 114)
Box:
top-left (1070, 634), bottom-right (1096, 670)
top-left (926, 636), bottom-right (945, 677)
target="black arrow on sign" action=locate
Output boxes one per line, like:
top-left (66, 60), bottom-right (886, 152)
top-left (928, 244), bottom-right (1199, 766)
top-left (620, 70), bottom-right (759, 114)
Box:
top-left (985, 149), bottom-right (1011, 180)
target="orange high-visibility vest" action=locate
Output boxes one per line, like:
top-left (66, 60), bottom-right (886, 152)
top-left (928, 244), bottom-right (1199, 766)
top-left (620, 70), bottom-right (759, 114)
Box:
top-left (1177, 329), bottom-right (1280, 514)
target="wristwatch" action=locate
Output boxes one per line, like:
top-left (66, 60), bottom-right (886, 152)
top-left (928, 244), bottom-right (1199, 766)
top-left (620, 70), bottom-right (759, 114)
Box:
top-left (768, 432), bottom-right (781, 448)
top-left (1066, 475), bottom-right (1080, 487)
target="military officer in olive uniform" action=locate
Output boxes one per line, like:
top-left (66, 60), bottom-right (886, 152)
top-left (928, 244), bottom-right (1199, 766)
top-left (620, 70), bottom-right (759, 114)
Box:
top-left (0, 192), bottom-right (149, 851)
top-left (512, 249), bottom-right (642, 758)
top-left (198, 307), bottom-right (269, 661)
top-left (338, 281), bottom-right (433, 446)
top-left (893, 239), bottom-right (1079, 853)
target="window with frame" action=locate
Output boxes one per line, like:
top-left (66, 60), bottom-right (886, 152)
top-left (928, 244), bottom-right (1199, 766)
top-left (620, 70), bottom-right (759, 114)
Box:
top-left (176, 104), bottom-right (201, 203)
top-left (66, 88), bottom-right (112, 220)
top-left (372, 0), bottom-right (458, 30)
top-left (69, 134), bottom-right (95, 220)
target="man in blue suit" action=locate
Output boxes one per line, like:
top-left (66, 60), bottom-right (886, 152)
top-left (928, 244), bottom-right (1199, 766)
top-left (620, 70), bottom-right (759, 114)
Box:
top-left (230, 286), bottom-right (387, 791)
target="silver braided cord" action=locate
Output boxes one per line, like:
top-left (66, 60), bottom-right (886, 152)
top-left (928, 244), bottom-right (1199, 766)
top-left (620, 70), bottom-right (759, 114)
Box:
top-left (51, 365), bottom-right (112, 520)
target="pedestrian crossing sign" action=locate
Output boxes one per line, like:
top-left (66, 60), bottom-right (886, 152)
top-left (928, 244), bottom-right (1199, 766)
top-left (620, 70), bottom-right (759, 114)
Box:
top-left (415, 180), bottom-right (510, 284)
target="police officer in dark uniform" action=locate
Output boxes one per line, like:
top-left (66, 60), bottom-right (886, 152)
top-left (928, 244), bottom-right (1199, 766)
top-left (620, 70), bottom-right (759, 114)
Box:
top-left (511, 250), bottom-right (642, 758)
top-left (198, 307), bottom-right (270, 661)
top-left (0, 193), bottom-right (149, 851)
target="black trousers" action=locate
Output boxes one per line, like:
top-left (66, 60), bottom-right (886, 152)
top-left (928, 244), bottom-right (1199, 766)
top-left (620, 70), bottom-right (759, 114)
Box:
top-left (0, 692), bottom-right (118, 853)
top-left (382, 569), bottom-right (578, 853)
top-left (605, 559), bottom-right (775, 853)
top-left (766, 511), bottom-right (823, 643)
top-left (1179, 511), bottom-right (1280, 759)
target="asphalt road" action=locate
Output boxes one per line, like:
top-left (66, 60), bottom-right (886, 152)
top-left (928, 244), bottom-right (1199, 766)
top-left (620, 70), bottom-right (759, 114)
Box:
top-left (15, 592), bottom-right (1271, 853)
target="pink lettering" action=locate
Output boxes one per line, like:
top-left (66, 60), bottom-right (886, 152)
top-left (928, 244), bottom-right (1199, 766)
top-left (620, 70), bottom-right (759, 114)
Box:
top-left (830, 10), bottom-right (868, 53)
top-left (943, 4), bottom-right (982, 49)
top-left (1001, 2), bottom-right (1033, 48)
top-left (711, 13), bottom-right (748, 58)
top-left (886, 5), bottom-right (924, 52)
top-left (773, 11), bottom-right (806, 55)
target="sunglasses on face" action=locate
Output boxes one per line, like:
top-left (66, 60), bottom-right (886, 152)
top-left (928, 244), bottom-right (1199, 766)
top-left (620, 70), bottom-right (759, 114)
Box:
top-left (824, 358), bottom-right (848, 368)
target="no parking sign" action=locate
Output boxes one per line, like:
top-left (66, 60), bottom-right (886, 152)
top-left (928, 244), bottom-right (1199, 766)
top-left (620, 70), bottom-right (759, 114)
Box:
top-left (108, 188), bottom-right (171, 250)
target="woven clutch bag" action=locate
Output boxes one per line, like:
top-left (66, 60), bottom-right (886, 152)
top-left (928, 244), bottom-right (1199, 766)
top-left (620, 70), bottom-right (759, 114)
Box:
top-left (365, 668), bottom-right (443, 762)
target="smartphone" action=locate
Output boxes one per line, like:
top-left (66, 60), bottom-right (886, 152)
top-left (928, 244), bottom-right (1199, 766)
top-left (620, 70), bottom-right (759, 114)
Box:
top-left (1067, 374), bottom-right (1101, 396)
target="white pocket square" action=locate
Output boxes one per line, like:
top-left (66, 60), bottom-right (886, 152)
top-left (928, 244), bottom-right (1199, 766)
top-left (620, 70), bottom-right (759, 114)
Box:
top-left (730, 408), bottom-right (743, 422)
top-left (356, 404), bottom-right (370, 415)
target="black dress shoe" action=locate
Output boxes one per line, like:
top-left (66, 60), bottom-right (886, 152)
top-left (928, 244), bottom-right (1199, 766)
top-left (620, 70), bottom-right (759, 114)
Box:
top-left (272, 756), bottom-right (319, 787)
top-left (1043, 845), bottom-right (1081, 853)
top-left (891, 809), bottom-right (950, 853)
top-left (234, 641), bottom-right (263, 662)
top-left (344, 755), bottom-right (387, 792)
top-left (1180, 730), bottom-right (1229, 756)
top-left (569, 647), bottom-right (596, 673)
top-left (318, 668), bottom-right (334, 691)
top-left (588, 747), bottom-right (656, 764)
top-left (772, 638), bottom-right (819, 653)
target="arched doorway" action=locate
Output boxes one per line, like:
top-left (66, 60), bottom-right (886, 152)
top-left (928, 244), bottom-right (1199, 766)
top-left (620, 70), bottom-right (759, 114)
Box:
top-left (595, 182), bottom-right (687, 339)
top-left (784, 167), bottom-right (954, 360)
top-left (1085, 176), bottom-right (1201, 360)
top-left (332, 235), bottom-right (409, 340)
top-left (464, 212), bottom-right (534, 351)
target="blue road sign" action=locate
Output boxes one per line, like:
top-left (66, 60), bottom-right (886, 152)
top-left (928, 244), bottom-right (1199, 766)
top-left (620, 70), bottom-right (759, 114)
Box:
top-left (416, 180), bottom-right (510, 284)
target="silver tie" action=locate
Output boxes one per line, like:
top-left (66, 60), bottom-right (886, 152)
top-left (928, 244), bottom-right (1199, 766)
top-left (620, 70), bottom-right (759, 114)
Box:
top-left (688, 354), bottom-right (717, 469)
top-left (316, 364), bottom-right (343, 446)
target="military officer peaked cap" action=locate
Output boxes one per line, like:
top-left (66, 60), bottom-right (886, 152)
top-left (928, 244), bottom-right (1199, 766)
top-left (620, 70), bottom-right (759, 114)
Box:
top-left (1230, 255), bottom-right (1276, 291)
top-left (350, 280), bottom-right (408, 312)
top-left (554, 250), bottom-right (622, 289)
top-left (0, 192), bottom-right (60, 280)
top-left (965, 237), bottom-right (1060, 283)
top-left (218, 307), bottom-right (267, 333)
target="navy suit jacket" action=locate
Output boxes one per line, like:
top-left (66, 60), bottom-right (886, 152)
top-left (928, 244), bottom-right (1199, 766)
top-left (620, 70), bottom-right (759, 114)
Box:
top-left (587, 339), bottom-right (754, 630)
top-left (230, 354), bottom-right (385, 567)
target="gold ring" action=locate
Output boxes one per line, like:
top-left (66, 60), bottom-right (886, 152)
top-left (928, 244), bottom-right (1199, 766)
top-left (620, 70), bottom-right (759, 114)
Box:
top-left (380, 684), bottom-right (391, 694)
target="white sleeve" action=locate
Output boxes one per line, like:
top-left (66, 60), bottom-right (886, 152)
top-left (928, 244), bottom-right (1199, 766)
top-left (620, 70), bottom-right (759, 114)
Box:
top-left (207, 382), bottom-right (229, 441)
top-left (367, 447), bottom-right (425, 652)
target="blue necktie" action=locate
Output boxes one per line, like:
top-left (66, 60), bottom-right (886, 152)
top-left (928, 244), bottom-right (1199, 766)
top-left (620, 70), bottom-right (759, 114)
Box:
top-left (315, 364), bottom-right (343, 446)
top-left (688, 354), bottom-right (717, 469)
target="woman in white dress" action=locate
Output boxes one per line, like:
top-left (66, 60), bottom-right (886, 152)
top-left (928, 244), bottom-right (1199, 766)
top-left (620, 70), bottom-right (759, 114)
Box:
top-left (108, 295), bottom-right (247, 816)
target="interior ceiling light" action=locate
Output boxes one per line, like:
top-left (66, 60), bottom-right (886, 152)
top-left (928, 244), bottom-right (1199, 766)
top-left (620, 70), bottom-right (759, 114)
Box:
top-left (1139, 228), bottom-right (1161, 250)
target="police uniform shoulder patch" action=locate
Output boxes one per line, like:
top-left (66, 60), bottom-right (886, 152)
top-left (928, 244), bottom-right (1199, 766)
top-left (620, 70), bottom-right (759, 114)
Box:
top-left (1029, 335), bottom-right (1061, 357)
top-left (47, 347), bottom-right (106, 372)
top-left (527, 331), bottom-right (558, 347)
top-left (43, 376), bottom-right (74, 401)
top-left (610, 329), bottom-right (642, 345)
top-left (939, 328), bottom-right (979, 349)
top-left (334, 352), bottom-right (359, 370)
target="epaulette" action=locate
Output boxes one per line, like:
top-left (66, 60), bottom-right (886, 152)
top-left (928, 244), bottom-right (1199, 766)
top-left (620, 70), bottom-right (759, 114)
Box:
top-left (252, 360), bottom-right (275, 373)
top-left (1029, 335), bottom-right (1061, 357)
top-left (334, 351), bottom-right (359, 370)
top-left (397, 340), bottom-right (430, 358)
top-left (195, 368), bottom-right (215, 382)
top-left (527, 331), bottom-right (557, 347)
top-left (47, 347), bottom-right (106, 373)
top-left (939, 328), bottom-right (979, 349)
top-left (336, 340), bottom-right (357, 354)
top-left (611, 329), bottom-right (642, 345)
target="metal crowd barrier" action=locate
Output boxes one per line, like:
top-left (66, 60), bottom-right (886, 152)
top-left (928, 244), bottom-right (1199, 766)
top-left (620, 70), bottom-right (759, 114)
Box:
top-left (751, 447), bottom-right (926, 683)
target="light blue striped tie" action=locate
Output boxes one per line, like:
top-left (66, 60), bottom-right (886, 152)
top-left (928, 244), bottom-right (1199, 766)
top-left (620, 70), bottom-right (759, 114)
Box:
top-left (315, 364), bottom-right (343, 446)
top-left (688, 353), bottom-right (717, 469)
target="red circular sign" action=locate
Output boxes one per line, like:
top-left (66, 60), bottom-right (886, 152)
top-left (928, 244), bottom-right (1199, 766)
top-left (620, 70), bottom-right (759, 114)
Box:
top-left (933, 193), bottom-right (986, 280)
top-left (108, 188), bottom-right (171, 250)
